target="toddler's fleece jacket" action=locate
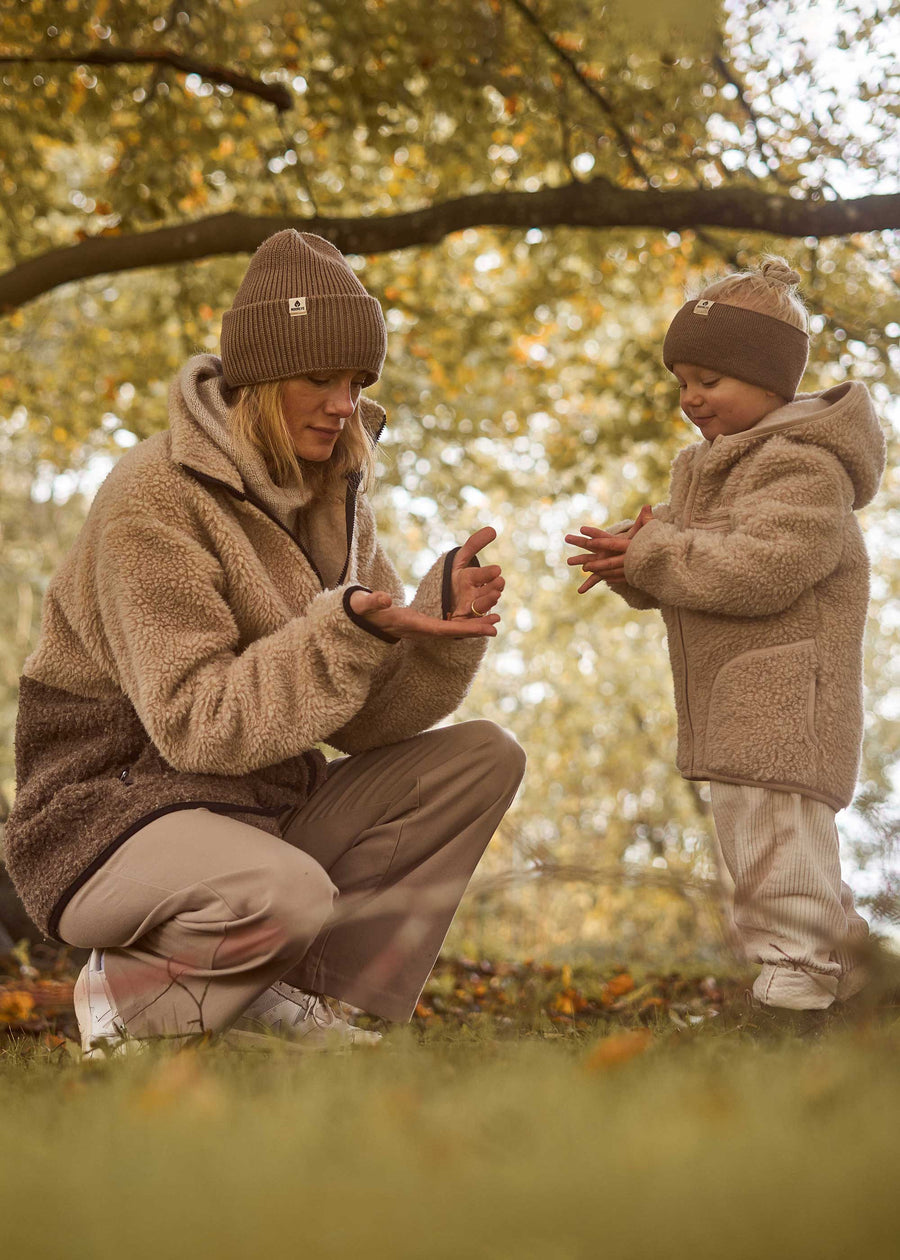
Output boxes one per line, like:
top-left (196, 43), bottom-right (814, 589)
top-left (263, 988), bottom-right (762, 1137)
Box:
top-left (613, 381), bottom-right (885, 811)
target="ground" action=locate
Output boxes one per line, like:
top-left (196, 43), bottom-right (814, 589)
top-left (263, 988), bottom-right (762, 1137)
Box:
top-left (2, 944), bottom-right (900, 1259)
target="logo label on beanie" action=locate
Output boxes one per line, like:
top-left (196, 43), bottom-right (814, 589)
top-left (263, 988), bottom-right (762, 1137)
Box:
top-left (693, 299), bottom-right (714, 318)
top-left (287, 297), bottom-right (307, 317)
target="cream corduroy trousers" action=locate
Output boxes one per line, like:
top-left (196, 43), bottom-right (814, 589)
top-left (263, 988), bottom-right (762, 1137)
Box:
top-left (58, 720), bottom-right (525, 1039)
top-left (710, 782), bottom-right (869, 1009)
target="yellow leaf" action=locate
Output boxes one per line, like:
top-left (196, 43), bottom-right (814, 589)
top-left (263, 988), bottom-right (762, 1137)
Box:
top-left (0, 990), bottom-right (36, 1024)
top-left (552, 991), bottom-right (576, 1016)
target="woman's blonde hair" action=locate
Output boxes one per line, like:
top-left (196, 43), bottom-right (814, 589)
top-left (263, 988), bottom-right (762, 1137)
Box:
top-left (230, 380), bottom-right (377, 493)
top-left (695, 255), bottom-right (809, 332)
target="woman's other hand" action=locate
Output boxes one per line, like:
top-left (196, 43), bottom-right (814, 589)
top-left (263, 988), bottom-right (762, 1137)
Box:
top-left (565, 505), bottom-right (653, 593)
top-left (448, 526), bottom-right (505, 621)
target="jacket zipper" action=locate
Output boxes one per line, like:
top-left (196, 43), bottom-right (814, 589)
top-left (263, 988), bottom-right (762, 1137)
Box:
top-left (180, 466), bottom-right (359, 592)
top-left (674, 610), bottom-right (694, 775)
top-left (337, 470), bottom-right (361, 586)
top-left (674, 445), bottom-right (712, 775)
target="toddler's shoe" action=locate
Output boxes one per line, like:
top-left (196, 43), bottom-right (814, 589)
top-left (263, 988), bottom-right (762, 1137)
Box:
top-left (835, 965), bottom-right (868, 1003)
top-left (233, 980), bottom-right (381, 1049)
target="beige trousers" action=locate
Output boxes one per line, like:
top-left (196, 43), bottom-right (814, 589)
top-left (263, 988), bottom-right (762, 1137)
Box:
top-left (58, 720), bottom-right (525, 1039)
top-left (710, 783), bottom-right (869, 1009)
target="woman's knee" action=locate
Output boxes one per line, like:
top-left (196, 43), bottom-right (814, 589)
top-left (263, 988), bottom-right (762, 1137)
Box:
top-left (452, 719), bottom-right (527, 789)
top-left (226, 849), bottom-right (337, 958)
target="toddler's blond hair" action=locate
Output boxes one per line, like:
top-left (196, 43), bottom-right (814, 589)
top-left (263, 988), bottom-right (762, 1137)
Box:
top-left (695, 255), bottom-right (808, 332)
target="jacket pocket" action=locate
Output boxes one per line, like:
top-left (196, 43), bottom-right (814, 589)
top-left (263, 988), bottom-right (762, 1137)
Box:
top-left (690, 511), bottom-right (731, 532)
top-left (704, 639), bottom-right (819, 785)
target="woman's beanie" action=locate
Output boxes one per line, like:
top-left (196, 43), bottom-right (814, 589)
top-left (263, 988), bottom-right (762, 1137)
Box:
top-left (662, 300), bottom-right (809, 400)
top-left (220, 230), bottom-right (387, 388)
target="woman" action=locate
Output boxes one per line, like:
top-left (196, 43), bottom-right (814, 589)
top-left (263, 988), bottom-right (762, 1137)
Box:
top-left (5, 230), bottom-right (525, 1054)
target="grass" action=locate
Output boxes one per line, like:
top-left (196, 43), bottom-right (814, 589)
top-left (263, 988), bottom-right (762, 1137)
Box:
top-left (2, 959), bottom-right (900, 1260)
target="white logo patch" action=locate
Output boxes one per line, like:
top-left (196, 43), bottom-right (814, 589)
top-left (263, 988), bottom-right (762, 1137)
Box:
top-left (693, 299), bottom-right (714, 318)
top-left (288, 296), bottom-right (308, 316)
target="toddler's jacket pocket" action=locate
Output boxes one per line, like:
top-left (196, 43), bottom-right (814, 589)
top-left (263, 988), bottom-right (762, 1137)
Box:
top-left (704, 639), bottom-right (818, 785)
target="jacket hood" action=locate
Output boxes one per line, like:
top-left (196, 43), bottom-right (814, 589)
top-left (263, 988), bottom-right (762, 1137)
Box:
top-left (168, 353), bottom-right (247, 493)
top-left (725, 380), bottom-right (886, 510)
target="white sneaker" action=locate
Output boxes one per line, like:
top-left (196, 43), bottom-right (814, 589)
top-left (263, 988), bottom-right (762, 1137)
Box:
top-left (836, 965), bottom-right (868, 1002)
top-left (73, 949), bottom-right (138, 1059)
top-left (233, 981), bottom-right (381, 1049)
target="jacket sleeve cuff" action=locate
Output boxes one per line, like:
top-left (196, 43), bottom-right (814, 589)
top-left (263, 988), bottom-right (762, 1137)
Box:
top-left (622, 522), bottom-right (654, 587)
top-left (342, 585), bottom-right (400, 645)
top-left (441, 546), bottom-right (481, 621)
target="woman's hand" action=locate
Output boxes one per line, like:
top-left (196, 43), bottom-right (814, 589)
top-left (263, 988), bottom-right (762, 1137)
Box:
top-left (348, 589), bottom-right (500, 639)
top-left (447, 526), bottom-right (506, 621)
top-left (565, 505), bottom-right (653, 593)
top-left (349, 527), bottom-right (504, 640)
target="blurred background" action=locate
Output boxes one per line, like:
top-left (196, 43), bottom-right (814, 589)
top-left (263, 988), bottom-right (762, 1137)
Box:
top-left (1, 0), bottom-right (898, 964)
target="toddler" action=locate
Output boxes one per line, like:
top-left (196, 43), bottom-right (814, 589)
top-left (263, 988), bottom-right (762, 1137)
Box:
top-left (567, 257), bottom-right (886, 1010)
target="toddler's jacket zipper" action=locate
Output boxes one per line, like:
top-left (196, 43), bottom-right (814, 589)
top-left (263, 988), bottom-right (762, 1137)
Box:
top-left (673, 447), bottom-right (711, 775)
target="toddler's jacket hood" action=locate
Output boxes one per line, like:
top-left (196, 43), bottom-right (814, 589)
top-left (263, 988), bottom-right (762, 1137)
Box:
top-left (729, 381), bottom-right (885, 511)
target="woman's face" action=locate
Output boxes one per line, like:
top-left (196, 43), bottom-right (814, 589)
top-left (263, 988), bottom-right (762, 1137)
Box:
top-left (672, 362), bottom-right (784, 441)
top-left (281, 370), bottom-right (368, 460)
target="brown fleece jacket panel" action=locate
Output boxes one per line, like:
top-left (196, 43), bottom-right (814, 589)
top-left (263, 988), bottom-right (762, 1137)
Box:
top-left (6, 356), bottom-right (486, 937)
top-left (612, 381), bottom-right (885, 810)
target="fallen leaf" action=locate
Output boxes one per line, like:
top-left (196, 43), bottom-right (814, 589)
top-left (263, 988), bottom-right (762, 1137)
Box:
top-left (605, 972), bottom-right (635, 998)
top-left (584, 1029), bottom-right (653, 1071)
top-left (134, 1052), bottom-right (223, 1117)
top-left (552, 991), bottom-right (576, 1016)
top-left (0, 991), bottom-right (37, 1025)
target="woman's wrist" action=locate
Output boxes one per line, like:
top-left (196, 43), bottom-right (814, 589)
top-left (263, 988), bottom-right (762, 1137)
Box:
top-left (343, 586), bottom-right (400, 644)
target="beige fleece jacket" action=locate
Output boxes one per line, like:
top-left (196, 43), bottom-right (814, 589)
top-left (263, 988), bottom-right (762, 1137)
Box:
top-left (611, 381), bottom-right (885, 811)
top-left (6, 355), bottom-right (487, 937)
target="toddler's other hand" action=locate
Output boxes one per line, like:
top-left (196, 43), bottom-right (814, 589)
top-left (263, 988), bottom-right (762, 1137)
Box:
top-left (565, 505), bottom-right (653, 593)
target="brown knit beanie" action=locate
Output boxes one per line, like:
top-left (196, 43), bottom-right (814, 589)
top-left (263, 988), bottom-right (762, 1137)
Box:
top-left (220, 230), bottom-right (387, 388)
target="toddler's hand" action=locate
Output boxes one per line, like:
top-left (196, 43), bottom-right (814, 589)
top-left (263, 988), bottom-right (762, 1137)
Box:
top-left (565, 505), bottom-right (653, 593)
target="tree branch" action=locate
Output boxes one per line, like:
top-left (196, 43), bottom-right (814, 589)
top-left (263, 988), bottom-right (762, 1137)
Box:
top-left (0, 47), bottom-right (292, 111)
top-left (712, 52), bottom-right (782, 180)
top-left (2, 183), bottom-right (898, 312)
top-left (505, 0), bottom-right (650, 184)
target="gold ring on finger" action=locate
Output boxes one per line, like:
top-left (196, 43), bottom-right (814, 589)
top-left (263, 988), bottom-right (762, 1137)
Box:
top-left (470, 600), bottom-right (481, 616)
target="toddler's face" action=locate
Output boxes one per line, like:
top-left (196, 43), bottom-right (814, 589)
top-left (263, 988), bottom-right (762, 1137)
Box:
top-left (672, 363), bottom-right (785, 441)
